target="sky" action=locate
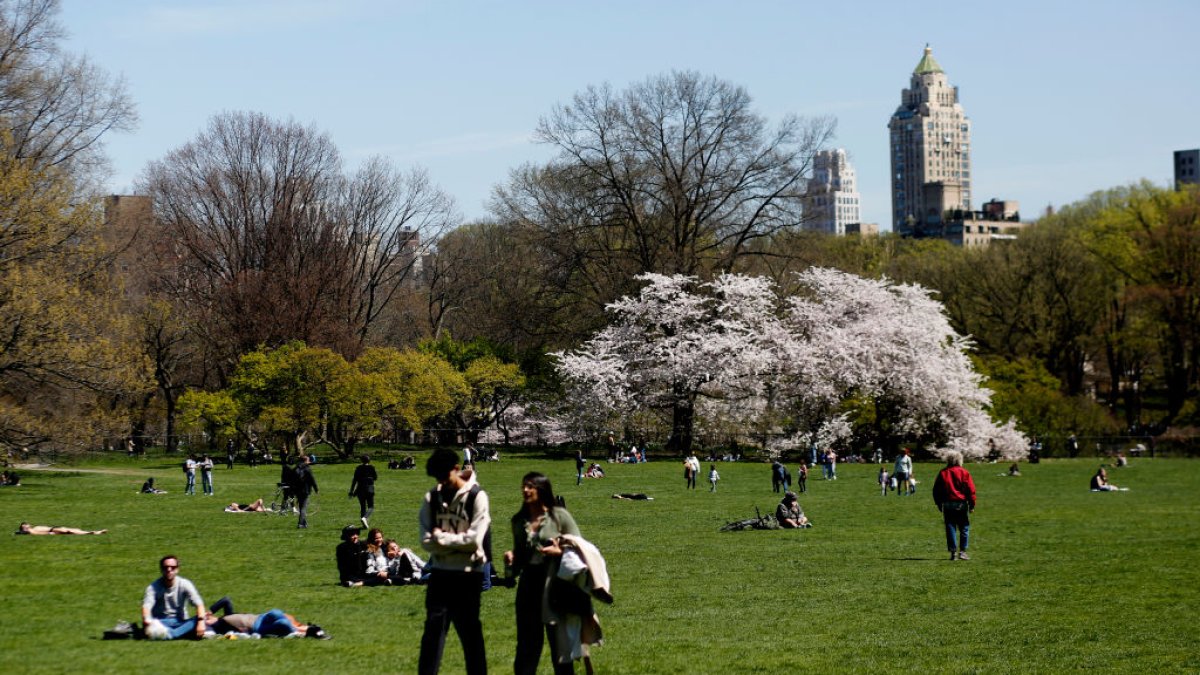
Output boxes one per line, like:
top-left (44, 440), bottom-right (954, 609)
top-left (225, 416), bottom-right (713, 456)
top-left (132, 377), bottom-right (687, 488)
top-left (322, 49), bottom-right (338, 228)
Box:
top-left (59, 0), bottom-right (1200, 231)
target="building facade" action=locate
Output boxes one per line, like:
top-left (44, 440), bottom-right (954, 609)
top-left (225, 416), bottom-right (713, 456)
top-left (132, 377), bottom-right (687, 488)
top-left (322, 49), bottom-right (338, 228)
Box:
top-left (1176, 149), bottom-right (1199, 189)
top-left (888, 46), bottom-right (971, 233)
top-left (803, 148), bottom-right (861, 235)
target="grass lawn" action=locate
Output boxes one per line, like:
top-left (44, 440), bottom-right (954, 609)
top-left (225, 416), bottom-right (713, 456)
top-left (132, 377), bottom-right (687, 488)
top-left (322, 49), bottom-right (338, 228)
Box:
top-left (1, 451), bottom-right (1197, 674)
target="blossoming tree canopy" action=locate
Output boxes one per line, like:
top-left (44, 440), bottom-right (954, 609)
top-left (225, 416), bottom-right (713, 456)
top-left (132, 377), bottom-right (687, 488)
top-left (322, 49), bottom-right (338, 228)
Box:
top-left (554, 269), bottom-right (1027, 460)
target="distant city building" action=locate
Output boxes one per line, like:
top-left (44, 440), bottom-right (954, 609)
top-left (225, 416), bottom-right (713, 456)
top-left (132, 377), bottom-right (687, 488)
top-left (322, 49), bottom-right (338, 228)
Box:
top-left (888, 45), bottom-right (971, 234)
top-left (1175, 149), bottom-right (1199, 189)
top-left (917, 198), bottom-right (1026, 247)
top-left (803, 148), bottom-right (861, 235)
top-left (845, 222), bottom-right (879, 237)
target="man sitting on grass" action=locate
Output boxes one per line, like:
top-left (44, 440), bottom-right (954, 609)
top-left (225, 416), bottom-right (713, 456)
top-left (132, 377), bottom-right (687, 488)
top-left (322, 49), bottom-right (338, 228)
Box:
top-left (775, 492), bottom-right (812, 528)
top-left (142, 555), bottom-right (207, 640)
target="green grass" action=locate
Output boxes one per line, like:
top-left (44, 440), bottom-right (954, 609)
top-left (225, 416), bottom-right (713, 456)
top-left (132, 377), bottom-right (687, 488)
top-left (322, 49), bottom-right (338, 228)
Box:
top-left (1, 453), bottom-right (1198, 673)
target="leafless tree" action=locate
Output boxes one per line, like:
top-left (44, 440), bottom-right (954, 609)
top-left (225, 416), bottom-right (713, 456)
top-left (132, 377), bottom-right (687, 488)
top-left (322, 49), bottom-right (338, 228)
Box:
top-left (489, 70), bottom-right (836, 342)
top-left (0, 0), bottom-right (136, 181)
top-left (141, 111), bottom-right (455, 372)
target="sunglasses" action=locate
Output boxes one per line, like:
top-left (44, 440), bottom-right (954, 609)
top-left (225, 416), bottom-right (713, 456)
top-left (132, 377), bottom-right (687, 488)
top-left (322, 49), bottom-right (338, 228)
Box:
top-left (161, 564), bottom-right (179, 570)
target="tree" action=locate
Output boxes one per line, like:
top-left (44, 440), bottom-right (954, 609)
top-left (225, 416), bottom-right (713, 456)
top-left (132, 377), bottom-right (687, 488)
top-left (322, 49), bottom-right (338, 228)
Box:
top-left (421, 336), bottom-right (527, 443)
top-left (491, 71), bottom-right (836, 343)
top-left (1085, 183), bottom-right (1200, 424)
top-left (0, 0), bottom-right (136, 181)
top-left (141, 112), bottom-right (455, 371)
top-left (0, 144), bottom-right (151, 449)
top-left (555, 270), bottom-right (1025, 459)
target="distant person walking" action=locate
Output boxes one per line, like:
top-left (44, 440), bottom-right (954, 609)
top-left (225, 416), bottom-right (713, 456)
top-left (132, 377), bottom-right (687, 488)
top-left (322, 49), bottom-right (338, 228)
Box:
top-left (684, 453), bottom-right (700, 490)
top-left (932, 451), bottom-right (976, 561)
top-left (894, 449), bottom-right (913, 497)
top-left (349, 454), bottom-right (378, 528)
top-left (708, 464), bottom-right (720, 492)
top-left (225, 440), bottom-right (235, 470)
top-left (797, 462), bottom-right (808, 494)
top-left (771, 461), bottom-right (785, 493)
top-left (293, 455), bottom-right (318, 529)
top-left (575, 449), bottom-right (586, 486)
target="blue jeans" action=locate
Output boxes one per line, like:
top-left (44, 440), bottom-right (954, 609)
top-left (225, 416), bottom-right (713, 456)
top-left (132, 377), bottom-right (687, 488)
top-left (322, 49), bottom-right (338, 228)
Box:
top-left (253, 609), bottom-right (298, 636)
top-left (943, 502), bottom-right (971, 552)
top-left (185, 472), bottom-right (195, 494)
top-left (201, 472), bottom-right (213, 495)
top-left (160, 616), bottom-right (200, 640)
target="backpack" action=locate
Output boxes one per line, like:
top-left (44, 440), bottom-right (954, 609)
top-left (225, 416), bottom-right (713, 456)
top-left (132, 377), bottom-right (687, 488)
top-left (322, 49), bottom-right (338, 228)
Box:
top-left (429, 484), bottom-right (496, 591)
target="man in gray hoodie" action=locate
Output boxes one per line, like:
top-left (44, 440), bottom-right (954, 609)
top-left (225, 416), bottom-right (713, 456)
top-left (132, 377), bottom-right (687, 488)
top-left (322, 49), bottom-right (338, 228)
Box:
top-left (418, 448), bottom-right (491, 675)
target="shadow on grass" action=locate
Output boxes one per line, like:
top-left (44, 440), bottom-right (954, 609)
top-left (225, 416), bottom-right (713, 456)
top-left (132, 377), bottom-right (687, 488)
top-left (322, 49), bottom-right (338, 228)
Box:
top-left (883, 557), bottom-right (946, 562)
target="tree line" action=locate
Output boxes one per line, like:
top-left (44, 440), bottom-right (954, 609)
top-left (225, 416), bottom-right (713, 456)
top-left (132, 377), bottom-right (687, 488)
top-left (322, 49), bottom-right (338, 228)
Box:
top-left (2, 0), bottom-right (1196, 457)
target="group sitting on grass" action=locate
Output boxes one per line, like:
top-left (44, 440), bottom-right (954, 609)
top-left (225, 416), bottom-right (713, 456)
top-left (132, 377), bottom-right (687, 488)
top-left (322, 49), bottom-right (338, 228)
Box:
top-left (137, 555), bottom-right (328, 640)
top-left (1, 470), bottom-right (20, 486)
top-left (336, 524), bottom-right (426, 587)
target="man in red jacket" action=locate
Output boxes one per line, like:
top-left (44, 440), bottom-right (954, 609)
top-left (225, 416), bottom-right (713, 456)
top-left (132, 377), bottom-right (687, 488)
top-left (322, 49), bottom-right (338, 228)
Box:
top-left (932, 451), bottom-right (976, 560)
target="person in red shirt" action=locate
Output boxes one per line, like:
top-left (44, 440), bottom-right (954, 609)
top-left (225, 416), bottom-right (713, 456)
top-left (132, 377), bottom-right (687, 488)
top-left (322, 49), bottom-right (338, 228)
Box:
top-left (932, 451), bottom-right (976, 561)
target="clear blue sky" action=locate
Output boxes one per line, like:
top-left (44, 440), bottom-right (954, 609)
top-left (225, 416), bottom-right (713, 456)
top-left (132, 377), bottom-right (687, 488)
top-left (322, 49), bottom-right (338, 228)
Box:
top-left (60, 0), bottom-right (1199, 230)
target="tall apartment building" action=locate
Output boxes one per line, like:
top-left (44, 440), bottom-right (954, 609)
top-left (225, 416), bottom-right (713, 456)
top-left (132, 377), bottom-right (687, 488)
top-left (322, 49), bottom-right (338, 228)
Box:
top-left (888, 45), bottom-right (971, 234)
top-left (803, 148), bottom-right (861, 235)
top-left (1176, 149), bottom-right (1199, 189)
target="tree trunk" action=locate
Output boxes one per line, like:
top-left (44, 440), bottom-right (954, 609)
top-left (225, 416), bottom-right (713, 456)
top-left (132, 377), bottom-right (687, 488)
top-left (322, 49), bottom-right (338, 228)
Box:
top-left (665, 394), bottom-right (695, 455)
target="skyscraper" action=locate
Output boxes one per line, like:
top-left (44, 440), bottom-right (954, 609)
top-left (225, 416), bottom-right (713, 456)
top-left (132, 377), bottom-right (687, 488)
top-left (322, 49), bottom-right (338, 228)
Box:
top-left (888, 45), bottom-right (971, 233)
top-left (1175, 149), bottom-right (1199, 189)
top-left (803, 148), bottom-right (861, 235)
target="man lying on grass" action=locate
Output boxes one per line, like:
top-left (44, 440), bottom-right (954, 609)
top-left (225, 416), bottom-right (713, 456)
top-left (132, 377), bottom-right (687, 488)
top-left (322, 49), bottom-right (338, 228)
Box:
top-left (15, 522), bottom-right (107, 535)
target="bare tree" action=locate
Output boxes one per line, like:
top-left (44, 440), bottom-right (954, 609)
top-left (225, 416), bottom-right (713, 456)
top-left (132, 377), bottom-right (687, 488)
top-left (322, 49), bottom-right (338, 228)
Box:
top-left (141, 111), bottom-right (455, 372)
top-left (0, 0), bottom-right (136, 181)
top-left (489, 70), bottom-right (836, 343)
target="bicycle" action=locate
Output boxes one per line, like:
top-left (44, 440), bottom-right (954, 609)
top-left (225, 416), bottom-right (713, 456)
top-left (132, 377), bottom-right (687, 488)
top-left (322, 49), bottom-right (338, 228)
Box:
top-left (269, 483), bottom-right (318, 517)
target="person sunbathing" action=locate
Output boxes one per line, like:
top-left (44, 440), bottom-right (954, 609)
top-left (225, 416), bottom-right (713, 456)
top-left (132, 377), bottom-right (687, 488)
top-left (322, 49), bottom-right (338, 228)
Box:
top-left (224, 499), bottom-right (267, 512)
top-left (15, 522), bottom-right (107, 535)
top-left (202, 599), bottom-right (328, 639)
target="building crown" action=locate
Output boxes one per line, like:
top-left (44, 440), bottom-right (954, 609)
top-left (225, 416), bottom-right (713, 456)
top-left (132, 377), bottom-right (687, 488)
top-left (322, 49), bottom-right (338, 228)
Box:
top-left (913, 45), bottom-right (944, 75)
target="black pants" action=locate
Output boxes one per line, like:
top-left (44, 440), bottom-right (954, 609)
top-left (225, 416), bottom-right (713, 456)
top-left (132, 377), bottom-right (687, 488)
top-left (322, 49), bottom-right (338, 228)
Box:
top-left (297, 491), bottom-right (311, 528)
top-left (514, 564), bottom-right (574, 675)
top-left (419, 569), bottom-right (487, 675)
top-left (357, 490), bottom-right (374, 520)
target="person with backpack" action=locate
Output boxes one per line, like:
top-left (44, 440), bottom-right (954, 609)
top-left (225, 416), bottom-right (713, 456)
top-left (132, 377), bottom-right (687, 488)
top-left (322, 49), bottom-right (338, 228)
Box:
top-left (503, 472), bottom-right (581, 675)
top-left (418, 448), bottom-right (491, 675)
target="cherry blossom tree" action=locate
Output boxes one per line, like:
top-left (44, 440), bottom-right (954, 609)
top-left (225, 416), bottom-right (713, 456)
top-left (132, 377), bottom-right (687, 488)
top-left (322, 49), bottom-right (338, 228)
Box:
top-left (555, 269), bottom-right (1027, 459)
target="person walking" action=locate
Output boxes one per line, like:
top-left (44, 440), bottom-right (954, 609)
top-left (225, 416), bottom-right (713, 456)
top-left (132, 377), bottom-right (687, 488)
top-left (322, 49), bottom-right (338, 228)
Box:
top-left (932, 451), bottom-right (976, 560)
top-left (418, 448), bottom-right (490, 675)
top-left (797, 462), bottom-right (808, 494)
top-left (708, 464), bottom-right (720, 492)
top-left (349, 454), bottom-right (378, 528)
top-left (684, 453), bottom-right (700, 490)
top-left (225, 440), bottom-right (236, 470)
top-left (575, 449), bottom-right (586, 486)
top-left (503, 472), bottom-right (580, 675)
top-left (771, 460), bottom-right (785, 493)
top-left (893, 449), bottom-right (912, 497)
top-left (293, 454), bottom-right (318, 529)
